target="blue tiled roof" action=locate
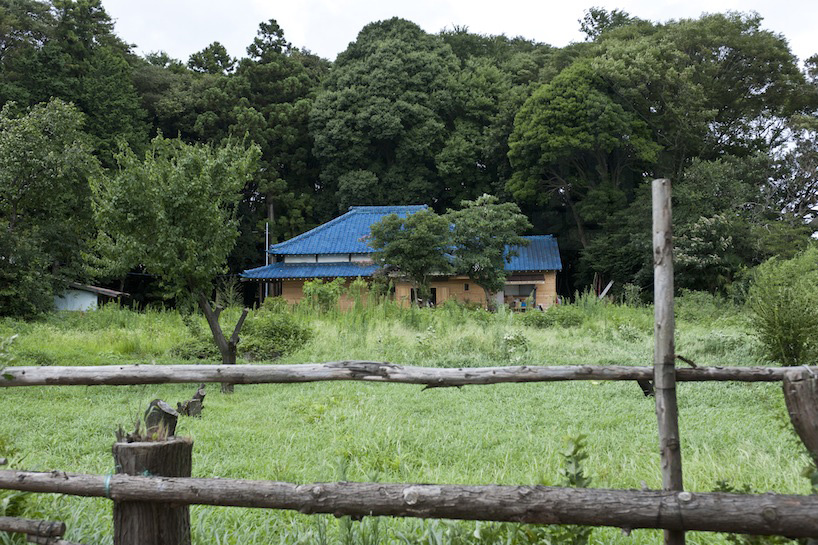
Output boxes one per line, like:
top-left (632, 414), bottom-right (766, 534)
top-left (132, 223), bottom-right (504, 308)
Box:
top-left (241, 262), bottom-right (380, 280)
top-left (506, 236), bottom-right (562, 271)
top-left (270, 205), bottom-right (428, 255)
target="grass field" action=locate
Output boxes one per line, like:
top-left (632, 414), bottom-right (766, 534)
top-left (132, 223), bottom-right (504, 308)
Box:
top-left (0, 295), bottom-right (810, 545)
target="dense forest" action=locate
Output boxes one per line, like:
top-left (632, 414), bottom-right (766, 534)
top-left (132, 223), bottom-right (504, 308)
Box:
top-left (1, 0), bottom-right (817, 314)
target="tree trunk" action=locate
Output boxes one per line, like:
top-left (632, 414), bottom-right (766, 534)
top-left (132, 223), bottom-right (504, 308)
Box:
top-left (196, 292), bottom-right (248, 393)
top-left (112, 438), bottom-right (192, 545)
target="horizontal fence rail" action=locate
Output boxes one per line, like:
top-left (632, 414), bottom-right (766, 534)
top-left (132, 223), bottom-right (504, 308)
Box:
top-left (0, 361), bottom-right (807, 387)
top-left (1, 469), bottom-right (817, 537)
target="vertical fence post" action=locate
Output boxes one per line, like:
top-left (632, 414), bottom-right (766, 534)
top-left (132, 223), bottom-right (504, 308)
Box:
top-left (112, 437), bottom-right (193, 545)
top-left (653, 178), bottom-right (685, 545)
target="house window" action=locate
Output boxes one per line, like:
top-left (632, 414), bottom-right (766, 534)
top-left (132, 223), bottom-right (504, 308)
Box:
top-left (464, 283), bottom-right (469, 291)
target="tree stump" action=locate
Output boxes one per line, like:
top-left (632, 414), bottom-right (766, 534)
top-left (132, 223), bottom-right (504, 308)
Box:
top-left (177, 384), bottom-right (206, 417)
top-left (112, 437), bottom-right (192, 545)
top-left (144, 399), bottom-right (178, 438)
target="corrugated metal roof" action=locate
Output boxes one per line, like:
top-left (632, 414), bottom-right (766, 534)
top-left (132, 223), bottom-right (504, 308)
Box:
top-left (506, 236), bottom-right (562, 271)
top-left (270, 205), bottom-right (428, 255)
top-left (241, 262), bottom-right (380, 280)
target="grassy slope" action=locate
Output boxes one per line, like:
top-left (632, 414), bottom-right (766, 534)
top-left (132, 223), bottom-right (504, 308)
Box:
top-left (0, 298), bottom-right (809, 545)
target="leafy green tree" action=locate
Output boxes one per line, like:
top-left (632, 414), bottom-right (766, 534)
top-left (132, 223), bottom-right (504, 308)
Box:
top-left (0, 0), bottom-right (149, 166)
top-left (310, 18), bottom-right (461, 215)
top-left (188, 41), bottom-right (235, 74)
top-left (0, 98), bottom-right (100, 317)
top-left (445, 195), bottom-right (531, 309)
top-left (93, 135), bottom-right (260, 368)
top-left (508, 61), bottom-right (659, 249)
top-left (591, 12), bottom-right (810, 178)
top-left (368, 209), bottom-right (453, 305)
top-left (578, 7), bottom-right (640, 40)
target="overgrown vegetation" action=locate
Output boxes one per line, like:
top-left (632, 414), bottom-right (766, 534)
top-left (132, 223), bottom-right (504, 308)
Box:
top-left (0, 293), bottom-right (810, 543)
top-left (748, 248), bottom-right (818, 365)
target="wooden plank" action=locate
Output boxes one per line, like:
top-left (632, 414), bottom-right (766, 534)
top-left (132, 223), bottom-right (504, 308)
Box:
top-left (0, 516), bottom-right (65, 537)
top-left (653, 178), bottom-right (685, 545)
top-left (2, 470), bottom-right (818, 537)
top-left (0, 362), bottom-right (806, 388)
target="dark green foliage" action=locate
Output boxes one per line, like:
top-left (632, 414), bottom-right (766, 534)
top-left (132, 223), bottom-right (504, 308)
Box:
top-left (445, 195), bottom-right (531, 307)
top-left (748, 248), bottom-right (818, 365)
top-left (310, 18), bottom-right (461, 215)
top-left (0, 0), bottom-right (149, 166)
top-left (188, 41), bottom-right (235, 74)
top-left (369, 209), bottom-right (453, 303)
top-left (0, 99), bottom-right (100, 318)
top-left (578, 7), bottom-right (640, 40)
top-left (240, 308), bottom-right (313, 360)
top-left (93, 134), bottom-right (260, 301)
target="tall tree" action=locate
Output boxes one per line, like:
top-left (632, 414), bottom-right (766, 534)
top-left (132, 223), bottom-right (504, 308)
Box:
top-left (368, 208), bottom-right (453, 305)
top-left (188, 41), bottom-right (235, 74)
top-left (310, 18), bottom-right (461, 215)
top-left (0, 0), bottom-right (149, 166)
top-left (445, 195), bottom-right (531, 309)
top-left (0, 98), bottom-right (100, 317)
top-left (508, 61), bottom-right (659, 249)
top-left (93, 135), bottom-right (260, 368)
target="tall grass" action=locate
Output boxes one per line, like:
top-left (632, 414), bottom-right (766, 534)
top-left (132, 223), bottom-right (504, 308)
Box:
top-left (0, 293), bottom-right (800, 545)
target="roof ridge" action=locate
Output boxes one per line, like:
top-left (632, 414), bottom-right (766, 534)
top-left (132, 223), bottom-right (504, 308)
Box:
top-left (270, 205), bottom-right (428, 254)
top-left (269, 209), bottom-right (356, 252)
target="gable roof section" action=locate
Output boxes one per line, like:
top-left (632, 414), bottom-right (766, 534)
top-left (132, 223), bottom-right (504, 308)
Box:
top-left (270, 205), bottom-right (428, 255)
top-left (505, 236), bottom-right (562, 271)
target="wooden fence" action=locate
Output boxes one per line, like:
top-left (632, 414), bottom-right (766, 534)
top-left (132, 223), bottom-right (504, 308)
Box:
top-left (2, 180), bottom-right (817, 545)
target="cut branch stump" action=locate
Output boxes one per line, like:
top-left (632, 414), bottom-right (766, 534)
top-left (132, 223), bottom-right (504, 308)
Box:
top-left (112, 437), bottom-right (192, 545)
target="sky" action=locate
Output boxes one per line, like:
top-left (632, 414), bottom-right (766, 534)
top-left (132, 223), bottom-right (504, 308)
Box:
top-left (102, 0), bottom-right (816, 65)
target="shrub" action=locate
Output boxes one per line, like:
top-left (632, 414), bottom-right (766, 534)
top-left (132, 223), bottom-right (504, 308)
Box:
top-left (748, 248), bottom-right (818, 365)
top-left (260, 296), bottom-right (289, 314)
top-left (240, 310), bottom-right (313, 360)
top-left (550, 305), bottom-right (585, 328)
top-left (518, 310), bottom-right (555, 329)
top-left (303, 278), bottom-right (346, 312)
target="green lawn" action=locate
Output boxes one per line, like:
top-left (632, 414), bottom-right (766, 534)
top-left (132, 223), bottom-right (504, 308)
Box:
top-left (0, 299), bottom-right (809, 545)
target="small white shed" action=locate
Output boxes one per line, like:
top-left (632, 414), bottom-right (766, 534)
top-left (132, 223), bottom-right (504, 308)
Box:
top-left (54, 283), bottom-right (129, 311)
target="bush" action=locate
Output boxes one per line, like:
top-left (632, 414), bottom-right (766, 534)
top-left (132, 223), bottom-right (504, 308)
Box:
top-left (303, 278), bottom-right (346, 312)
top-left (240, 310), bottom-right (313, 360)
top-left (518, 310), bottom-right (555, 329)
top-left (748, 248), bottom-right (818, 365)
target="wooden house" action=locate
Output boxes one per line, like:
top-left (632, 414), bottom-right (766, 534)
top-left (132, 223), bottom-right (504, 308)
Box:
top-left (241, 205), bottom-right (561, 310)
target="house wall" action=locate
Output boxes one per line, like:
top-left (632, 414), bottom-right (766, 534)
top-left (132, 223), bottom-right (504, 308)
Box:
top-left (276, 271), bottom-right (557, 310)
top-left (279, 278), bottom-right (360, 311)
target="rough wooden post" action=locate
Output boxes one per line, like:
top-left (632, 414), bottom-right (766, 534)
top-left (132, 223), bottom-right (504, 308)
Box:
top-left (653, 178), bottom-right (685, 545)
top-left (112, 436), bottom-right (192, 545)
top-left (783, 368), bottom-right (818, 464)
